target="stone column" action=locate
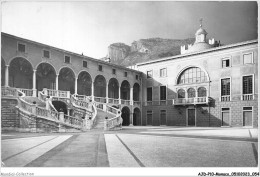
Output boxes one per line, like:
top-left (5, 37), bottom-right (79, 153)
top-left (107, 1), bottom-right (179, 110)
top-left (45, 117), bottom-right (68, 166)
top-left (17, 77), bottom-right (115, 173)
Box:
top-left (130, 86), bottom-right (133, 106)
top-left (106, 82), bottom-right (109, 103)
top-left (56, 74), bottom-right (59, 90)
top-left (75, 78), bottom-right (78, 95)
top-left (32, 69), bottom-right (37, 96)
top-left (91, 81), bottom-right (94, 101)
top-left (67, 108), bottom-right (70, 116)
top-left (129, 106), bottom-right (134, 126)
top-left (119, 86), bottom-right (121, 104)
top-left (5, 65), bottom-right (9, 87)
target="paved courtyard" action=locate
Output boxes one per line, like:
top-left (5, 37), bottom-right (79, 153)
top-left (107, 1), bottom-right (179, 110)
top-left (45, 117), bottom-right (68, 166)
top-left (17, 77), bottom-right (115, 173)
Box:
top-left (1, 127), bottom-right (258, 167)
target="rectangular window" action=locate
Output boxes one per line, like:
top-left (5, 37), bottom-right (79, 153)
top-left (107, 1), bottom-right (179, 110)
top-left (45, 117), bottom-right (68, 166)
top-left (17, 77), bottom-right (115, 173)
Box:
top-left (147, 70), bottom-right (153, 78)
top-left (99, 65), bottom-right (103, 71)
top-left (243, 107), bottom-right (252, 111)
top-left (222, 58), bottom-right (230, 68)
top-left (160, 86), bottom-right (166, 100)
top-left (112, 69), bottom-right (116, 74)
top-left (18, 43), bottom-right (26, 52)
top-left (243, 53), bottom-right (253, 64)
top-left (160, 68), bottom-right (167, 77)
top-left (243, 76), bottom-right (253, 94)
top-left (147, 87), bottom-right (152, 101)
top-left (83, 61), bottom-right (88, 68)
top-left (147, 110), bottom-right (153, 125)
top-left (124, 72), bottom-right (127, 77)
top-left (221, 78), bottom-right (230, 96)
top-left (43, 50), bottom-right (50, 58)
top-left (136, 75), bottom-right (139, 80)
top-left (64, 56), bottom-right (71, 63)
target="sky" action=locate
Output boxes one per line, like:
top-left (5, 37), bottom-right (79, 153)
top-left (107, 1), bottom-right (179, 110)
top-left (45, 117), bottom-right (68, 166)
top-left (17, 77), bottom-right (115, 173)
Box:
top-left (1, 1), bottom-right (258, 59)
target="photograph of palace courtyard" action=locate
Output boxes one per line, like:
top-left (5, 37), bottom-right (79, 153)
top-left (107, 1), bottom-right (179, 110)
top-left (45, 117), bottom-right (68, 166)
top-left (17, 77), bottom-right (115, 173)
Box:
top-left (1, 1), bottom-right (258, 172)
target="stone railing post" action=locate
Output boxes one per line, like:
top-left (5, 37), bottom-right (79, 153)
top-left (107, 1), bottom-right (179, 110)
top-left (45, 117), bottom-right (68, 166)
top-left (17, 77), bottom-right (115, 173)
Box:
top-left (104, 118), bottom-right (108, 131)
top-left (32, 104), bottom-right (37, 115)
top-left (59, 112), bottom-right (64, 122)
top-left (43, 88), bottom-right (47, 95)
top-left (82, 118), bottom-right (87, 131)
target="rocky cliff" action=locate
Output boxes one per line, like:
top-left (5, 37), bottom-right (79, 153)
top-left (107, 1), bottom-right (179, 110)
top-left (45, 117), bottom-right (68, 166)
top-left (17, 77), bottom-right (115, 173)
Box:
top-left (104, 38), bottom-right (195, 66)
top-left (107, 43), bottom-right (131, 63)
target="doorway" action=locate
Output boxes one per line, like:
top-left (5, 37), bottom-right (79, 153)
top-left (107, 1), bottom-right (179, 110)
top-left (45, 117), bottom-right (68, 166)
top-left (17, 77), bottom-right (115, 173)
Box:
top-left (221, 108), bottom-right (230, 126)
top-left (243, 107), bottom-right (253, 127)
top-left (187, 108), bottom-right (195, 126)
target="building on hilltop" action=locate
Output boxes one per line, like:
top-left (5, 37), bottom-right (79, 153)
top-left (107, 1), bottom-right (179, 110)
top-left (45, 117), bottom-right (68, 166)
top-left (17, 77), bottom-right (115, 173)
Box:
top-left (1, 22), bottom-right (258, 132)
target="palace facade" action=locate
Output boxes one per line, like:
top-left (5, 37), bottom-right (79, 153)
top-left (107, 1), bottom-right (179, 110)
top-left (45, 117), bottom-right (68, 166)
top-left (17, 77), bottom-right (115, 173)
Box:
top-left (1, 24), bottom-right (258, 131)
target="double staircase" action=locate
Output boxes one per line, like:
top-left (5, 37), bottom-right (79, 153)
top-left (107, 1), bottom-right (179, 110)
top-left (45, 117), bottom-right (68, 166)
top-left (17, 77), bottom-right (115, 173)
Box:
top-left (1, 87), bottom-right (123, 132)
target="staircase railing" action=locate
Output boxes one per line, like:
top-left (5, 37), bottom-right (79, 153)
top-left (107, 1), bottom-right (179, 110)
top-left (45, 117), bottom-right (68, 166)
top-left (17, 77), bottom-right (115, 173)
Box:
top-left (16, 88), bottom-right (34, 96)
top-left (104, 104), bottom-right (122, 131)
top-left (64, 114), bottom-right (83, 128)
top-left (74, 94), bottom-right (92, 101)
top-left (1, 86), bottom-right (19, 97)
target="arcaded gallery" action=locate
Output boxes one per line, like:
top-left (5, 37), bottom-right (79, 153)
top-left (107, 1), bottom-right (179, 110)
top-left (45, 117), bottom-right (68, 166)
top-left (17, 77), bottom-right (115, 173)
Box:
top-left (1, 23), bottom-right (258, 132)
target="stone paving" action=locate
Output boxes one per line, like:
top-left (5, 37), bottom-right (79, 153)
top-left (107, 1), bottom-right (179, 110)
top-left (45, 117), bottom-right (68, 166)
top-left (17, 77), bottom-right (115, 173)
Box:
top-left (1, 126), bottom-right (258, 167)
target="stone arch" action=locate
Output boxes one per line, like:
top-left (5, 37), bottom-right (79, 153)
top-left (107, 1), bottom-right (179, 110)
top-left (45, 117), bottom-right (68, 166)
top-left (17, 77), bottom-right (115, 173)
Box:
top-left (77, 71), bottom-right (92, 96)
top-left (2, 58), bottom-right (6, 86)
top-left (133, 107), bottom-right (141, 126)
top-left (9, 57), bottom-right (33, 89)
top-left (35, 62), bottom-right (57, 75)
top-left (52, 100), bottom-right (68, 115)
top-left (121, 106), bottom-right (130, 126)
top-left (94, 75), bottom-right (106, 97)
top-left (108, 78), bottom-right (119, 99)
top-left (36, 63), bottom-right (56, 91)
top-left (121, 80), bottom-right (130, 100)
top-left (133, 83), bottom-right (140, 101)
top-left (58, 67), bottom-right (75, 94)
top-left (175, 66), bottom-right (210, 85)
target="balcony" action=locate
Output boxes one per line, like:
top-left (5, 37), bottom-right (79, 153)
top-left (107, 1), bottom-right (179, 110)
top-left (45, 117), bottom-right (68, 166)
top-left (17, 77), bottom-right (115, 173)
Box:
top-left (173, 97), bottom-right (209, 105)
top-left (241, 94), bottom-right (254, 101)
top-left (221, 95), bottom-right (230, 102)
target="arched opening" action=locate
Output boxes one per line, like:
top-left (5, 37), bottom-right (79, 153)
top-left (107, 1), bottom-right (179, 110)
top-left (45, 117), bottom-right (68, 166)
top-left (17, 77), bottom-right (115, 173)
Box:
top-left (94, 75), bottom-right (106, 97)
top-left (177, 67), bottom-right (208, 85)
top-left (9, 57), bottom-right (33, 89)
top-left (133, 107), bottom-right (141, 126)
top-left (121, 80), bottom-right (130, 100)
top-left (58, 67), bottom-right (75, 94)
top-left (198, 87), bottom-right (207, 97)
top-left (108, 78), bottom-right (119, 99)
top-left (121, 106), bottom-right (130, 126)
top-left (77, 71), bottom-right (92, 96)
top-left (133, 83), bottom-right (140, 101)
top-left (2, 58), bottom-right (6, 86)
top-left (36, 63), bottom-right (56, 91)
top-left (177, 89), bottom-right (185, 98)
top-left (187, 88), bottom-right (196, 98)
top-left (52, 101), bottom-right (67, 115)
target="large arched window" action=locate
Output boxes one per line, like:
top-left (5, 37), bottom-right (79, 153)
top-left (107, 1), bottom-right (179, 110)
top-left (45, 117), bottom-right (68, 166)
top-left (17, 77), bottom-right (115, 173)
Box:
top-left (198, 87), bottom-right (207, 97)
top-left (187, 88), bottom-right (196, 98)
top-left (177, 67), bottom-right (207, 84)
top-left (177, 89), bottom-right (185, 98)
